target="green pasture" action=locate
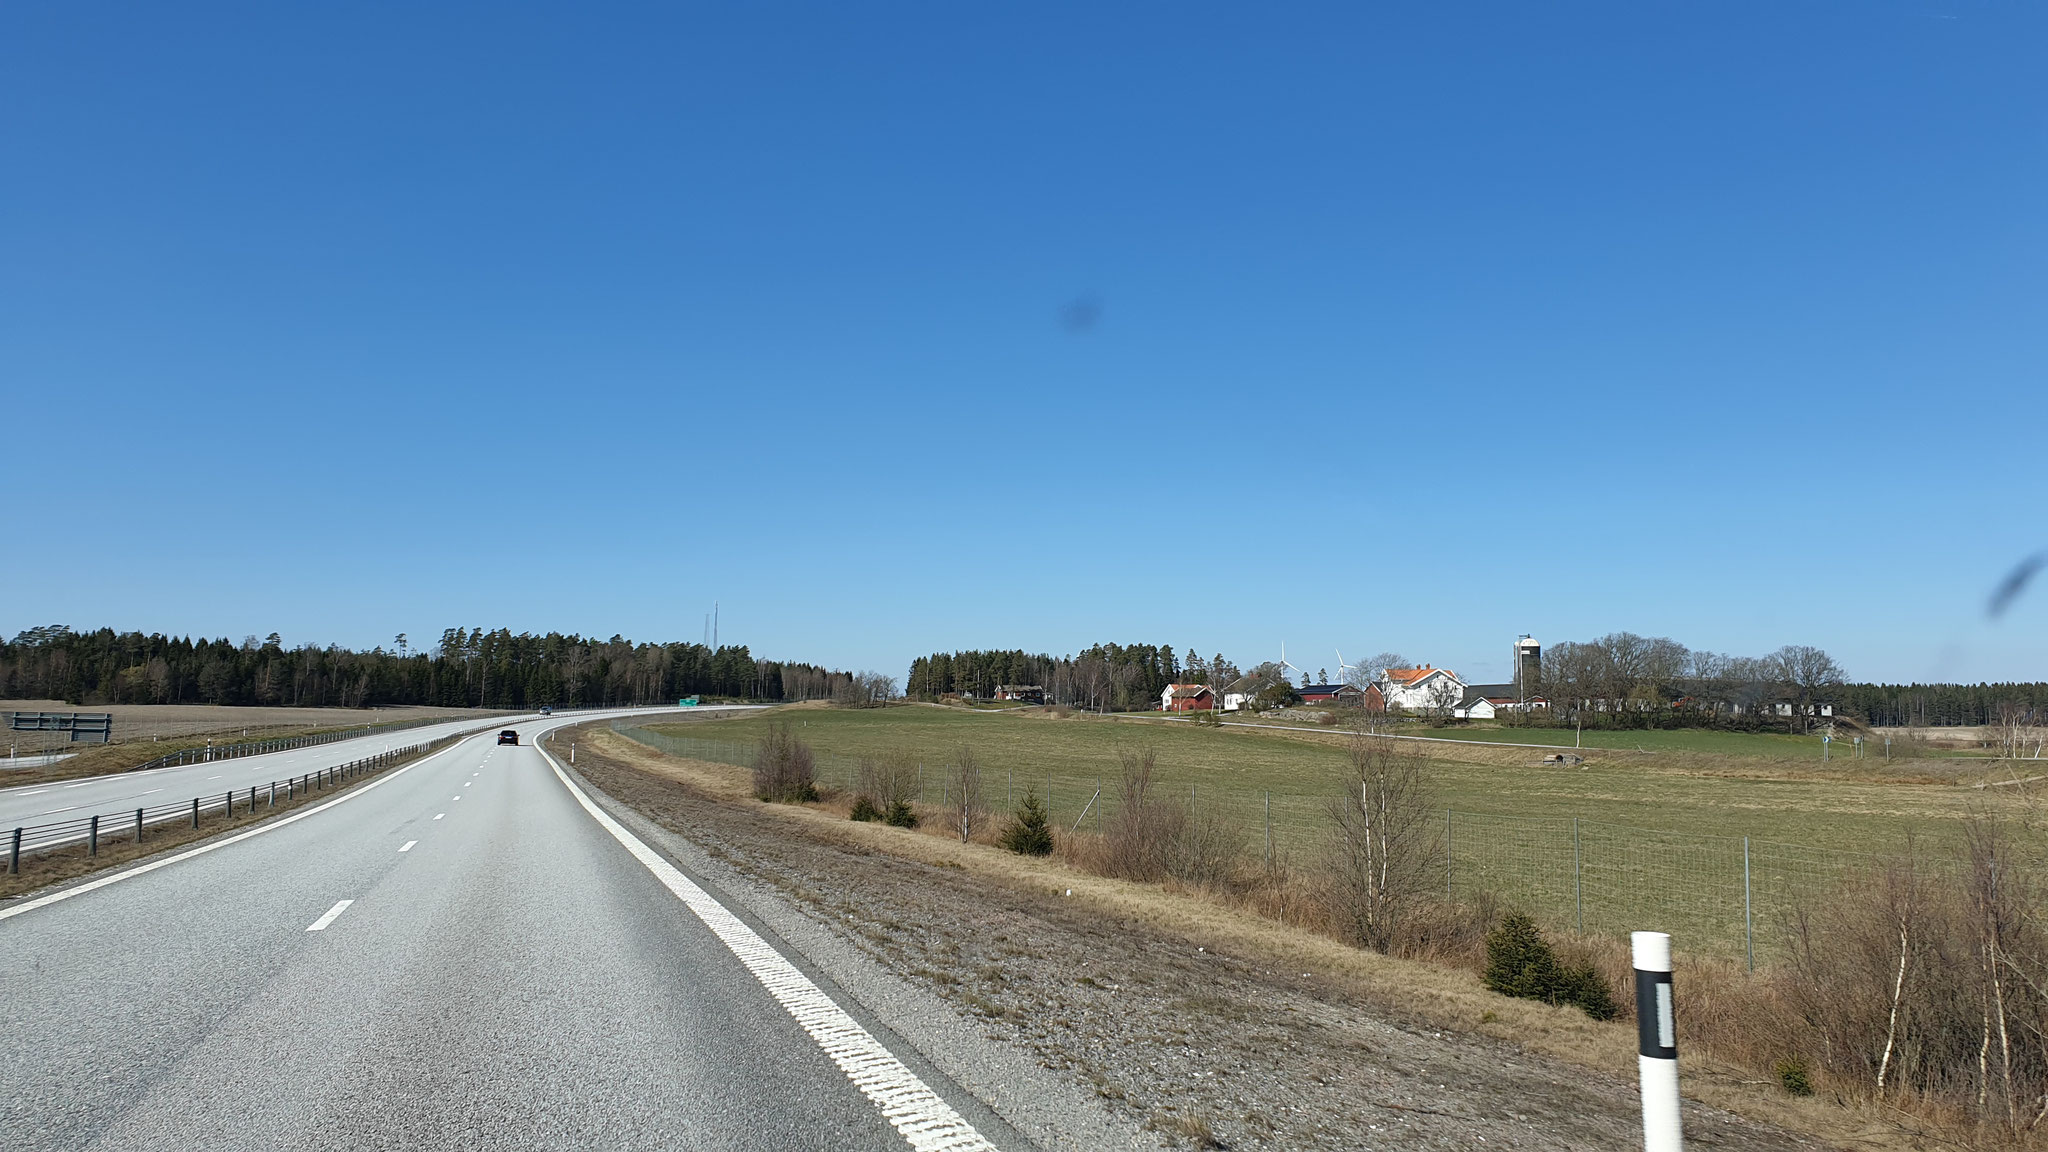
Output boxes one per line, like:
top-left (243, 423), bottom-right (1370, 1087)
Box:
top-left (627, 705), bottom-right (2034, 958)
top-left (638, 705), bottom-right (2005, 858)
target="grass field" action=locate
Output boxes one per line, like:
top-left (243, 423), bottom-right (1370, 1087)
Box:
top-left (1316, 722), bottom-right (1888, 758)
top-left (632, 703), bottom-right (2040, 960)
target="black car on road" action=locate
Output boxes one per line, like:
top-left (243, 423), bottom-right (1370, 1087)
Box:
top-left (497, 730), bottom-right (519, 745)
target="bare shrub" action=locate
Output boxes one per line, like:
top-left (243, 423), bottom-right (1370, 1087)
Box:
top-left (855, 753), bottom-right (913, 809)
top-left (1093, 749), bottom-right (1246, 886)
top-left (1780, 819), bottom-right (2048, 1135)
top-left (1326, 734), bottom-right (1441, 953)
top-left (751, 722), bottom-right (818, 802)
top-left (1101, 748), bottom-right (1177, 881)
top-left (1165, 800), bottom-right (1249, 888)
top-left (1390, 890), bottom-right (1499, 966)
top-left (854, 753), bottom-right (918, 826)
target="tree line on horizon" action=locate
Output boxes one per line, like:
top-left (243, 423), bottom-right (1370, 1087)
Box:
top-left (914, 634), bottom-right (2047, 728)
top-left (1538, 632), bottom-right (2048, 730)
top-left (0, 625), bottom-right (888, 710)
top-left (907, 644), bottom-right (1249, 712)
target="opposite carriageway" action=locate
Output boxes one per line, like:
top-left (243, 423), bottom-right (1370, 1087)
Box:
top-left (0, 705), bottom-right (683, 870)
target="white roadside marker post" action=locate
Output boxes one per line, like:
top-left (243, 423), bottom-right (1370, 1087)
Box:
top-left (1633, 931), bottom-right (1683, 1152)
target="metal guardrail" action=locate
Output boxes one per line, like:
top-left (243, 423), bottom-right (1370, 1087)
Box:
top-left (6, 736), bottom-right (452, 873)
top-left (3, 704), bottom-right (685, 875)
top-left (115, 704), bottom-right (660, 774)
top-left (120, 714), bottom-right (498, 775)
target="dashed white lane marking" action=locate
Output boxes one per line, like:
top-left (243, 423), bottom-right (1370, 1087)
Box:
top-left (305, 899), bottom-right (353, 932)
top-left (36, 805), bottom-right (81, 817)
top-left (0, 737), bottom-right (473, 924)
top-left (139, 789), bottom-right (162, 796)
top-left (207, 775), bottom-right (222, 781)
top-left (399, 841), bottom-right (417, 852)
top-left (542, 750), bottom-right (999, 1152)
top-left (452, 796), bottom-right (461, 802)
top-left (433, 814), bottom-right (445, 820)
top-left (64, 782), bottom-right (93, 789)
top-left (20, 789), bottom-right (48, 796)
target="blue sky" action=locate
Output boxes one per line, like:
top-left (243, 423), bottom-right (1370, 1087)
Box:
top-left (3, 2), bottom-right (2043, 685)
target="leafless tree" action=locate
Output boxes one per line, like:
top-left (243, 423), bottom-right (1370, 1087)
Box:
top-left (949, 746), bottom-right (986, 842)
top-left (833, 670), bottom-right (898, 708)
top-left (1772, 645), bottom-right (1845, 732)
top-left (1362, 652), bottom-right (1409, 684)
top-left (1991, 701), bottom-right (2044, 761)
top-left (1327, 734), bottom-right (1441, 953)
top-left (1423, 678), bottom-right (1461, 724)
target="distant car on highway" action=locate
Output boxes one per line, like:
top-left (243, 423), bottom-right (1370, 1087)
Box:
top-left (539, 706), bottom-right (552, 716)
top-left (497, 730), bottom-right (519, 745)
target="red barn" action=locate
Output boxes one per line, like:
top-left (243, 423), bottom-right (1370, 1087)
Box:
top-left (1161, 684), bottom-right (1216, 712)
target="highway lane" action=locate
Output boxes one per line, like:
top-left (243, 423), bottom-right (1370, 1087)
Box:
top-left (0, 713), bottom-right (1017, 1151)
top-left (0, 708), bottom-right (680, 835)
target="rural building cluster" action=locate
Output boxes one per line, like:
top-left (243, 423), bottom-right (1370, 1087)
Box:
top-left (1159, 636), bottom-right (1548, 719)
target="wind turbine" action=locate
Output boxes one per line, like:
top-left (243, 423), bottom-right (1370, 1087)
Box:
top-left (1277, 643), bottom-right (1304, 683)
top-left (1336, 649), bottom-right (1362, 685)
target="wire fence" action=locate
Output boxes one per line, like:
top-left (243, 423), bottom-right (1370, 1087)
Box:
top-left (616, 724), bottom-right (1890, 965)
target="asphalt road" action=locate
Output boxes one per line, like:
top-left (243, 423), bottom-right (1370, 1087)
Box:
top-left (0, 711), bottom-right (1025, 1151)
top-left (0, 709), bottom-right (681, 838)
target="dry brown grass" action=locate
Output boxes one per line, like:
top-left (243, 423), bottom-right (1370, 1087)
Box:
top-left (563, 721), bottom-right (1965, 1152)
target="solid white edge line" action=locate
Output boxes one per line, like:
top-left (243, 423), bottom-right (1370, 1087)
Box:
top-left (0, 736), bottom-right (473, 924)
top-left (538, 744), bottom-right (999, 1152)
top-left (305, 899), bottom-right (353, 931)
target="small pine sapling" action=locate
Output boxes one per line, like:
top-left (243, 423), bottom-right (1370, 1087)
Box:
top-left (1000, 790), bottom-right (1055, 856)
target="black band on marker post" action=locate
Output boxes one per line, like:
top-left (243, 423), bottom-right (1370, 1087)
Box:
top-left (1635, 969), bottom-right (1676, 1060)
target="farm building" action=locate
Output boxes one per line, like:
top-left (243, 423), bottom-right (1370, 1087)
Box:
top-left (993, 685), bottom-right (1045, 704)
top-left (1453, 684), bottom-right (1550, 720)
top-left (1298, 683), bottom-right (1385, 711)
top-left (1380, 665), bottom-right (1465, 712)
top-left (1160, 683), bottom-right (1217, 712)
top-left (1219, 674), bottom-right (1264, 712)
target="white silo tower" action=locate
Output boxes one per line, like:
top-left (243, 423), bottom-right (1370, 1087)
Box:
top-left (1514, 636), bottom-right (1541, 700)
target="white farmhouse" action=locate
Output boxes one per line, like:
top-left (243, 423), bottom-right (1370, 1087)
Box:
top-left (1380, 665), bottom-right (1465, 713)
